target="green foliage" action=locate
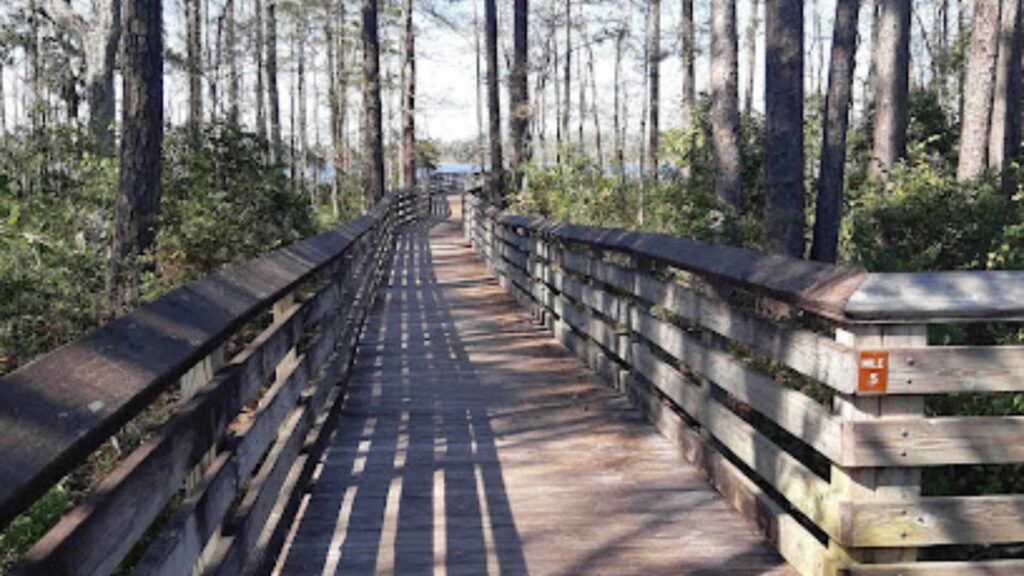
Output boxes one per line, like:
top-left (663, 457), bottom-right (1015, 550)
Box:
top-left (157, 123), bottom-right (315, 290)
top-left (846, 152), bottom-right (1009, 272)
top-left (0, 484), bottom-right (72, 573)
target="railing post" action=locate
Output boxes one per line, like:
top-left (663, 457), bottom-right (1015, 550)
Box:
top-left (830, 324), bottom-right (927, 569)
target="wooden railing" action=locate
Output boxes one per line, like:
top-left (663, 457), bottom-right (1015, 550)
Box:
top-left (0, 188), bottom-right (436, 576)
top-left (464, 191), bottom-right (1024, 576)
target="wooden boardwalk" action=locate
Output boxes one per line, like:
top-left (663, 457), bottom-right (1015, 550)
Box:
top-left (272, 195), bottom-right (795, 576)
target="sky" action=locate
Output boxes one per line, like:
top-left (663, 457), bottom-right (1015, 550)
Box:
top-left (0, 0), bottom-right (959, 147)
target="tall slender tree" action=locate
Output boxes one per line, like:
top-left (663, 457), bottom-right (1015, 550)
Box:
top-left (647, 0), bottom-right (660, 184)
top-left (744, 0), bottom-right (759, 117)
top-left (225, 0), bottom-right (238, 124)
top-left (363, 0), bottom-right (384, 204)
top-left (871, 0), bottom-right (910, 182)
top-left (267, 0), bottom-right (283, 160)
top-left (255, 0), bottom-right (266, 138)
top-left (186, 0), bottom-right (203, 129)
top-left (613, 25), bottom-right (626, 180)
top-left (485, 0), bottom-right (503, 202)
top-left (711, 0), bottom-right (742, 241)
top-left (680, 0), bottom-right (694, 132)
top-left (988, 0), bottom-right (1021, 188)
top-left (764, 0), bottom-right (804, 257)
top-left (401, 0), bottom-right (416, 187)
top-left (510, 0), bottom-right (530, 191)
top-left (562, 0), bottom-right (571, 154)
top-left (109, 0), bottom-right (163, 315)
top-left (958, 0), bottom-right (1000, 180)
top-left (811, 0), bottom-right (860, 263)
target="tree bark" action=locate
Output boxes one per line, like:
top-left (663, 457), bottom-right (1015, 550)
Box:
top-left (711, 0), bottom-right (742, 241)
top-left (362, 0), bottom-right (384, 204)
top-left (401, 0), bottom-right (416, 187)
top-left (267, 0), bottom-right (282, 160)
top-left (297, 14), bottom-right (307, 195)
top-left (109, 0), bottom-right (163, 316)
top-left (613, 26), bottom-right (625, 180)
top-left (811, 0), bottom-right (859, 264)
top-left (647, 0), bottom-right (660, 184)
top-left (225, 0), bottom-right (238, 124)
top-left (475, 0), bottom-right (486, 173)
top-left (958, 0), bottom-right (1001, 180)
top-left (681, 0), bottom-right (694, 132)
top-left (86, 0), bottom-right (121, 157)
top-left (988, 0), bottom-right (1021, 178)
top-left (485, 0), bottom-right (504, 202)
top-left (562, 0), bottom-right (571, 155)
top-left (586, 33), bottom-right (601, 168)
top-left (744, 0), bottom-right (759, 118)
top-left (764, 0), bottom-right (804, 258)
top-left (0, 59), bottom-right (5, 133)
top-left (186, 0), bottom-right (202, 129)
top-left (255, 0), bottom-right (266, 138)
top-left (510, 0), bottom-right (529, 191)
top-left (871, 0), bottom-right (910, 182)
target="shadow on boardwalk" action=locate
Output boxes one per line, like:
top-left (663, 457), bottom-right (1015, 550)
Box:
top-left (273, 196), bottom-right (794, 576)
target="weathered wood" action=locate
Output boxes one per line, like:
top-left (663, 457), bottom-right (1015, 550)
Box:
top-left (630, 309), bottom-right (844, 461)
top-left (0, 191), bottom-right (409, 528)
top-left (838, 495), bottom-right (1024, 547)
top-left (880, 346), bottom-right (1024, 394)
top-left (845, 272), bottom-right (1024, 322)
top-left (843, 415), bottom-right (1024, 467)
top-left (831, 326), bottom-right (925, 565)
top-left (843, 559), bottom-right (1024, 576)
top-left (633, 273), bottom-right (857, 393)
top-left (272, 209), bottom-right (795, 576)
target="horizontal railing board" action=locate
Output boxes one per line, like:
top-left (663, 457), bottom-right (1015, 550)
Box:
top-left (845, 272), bottom-right (1024, 322)
top-left (881, 346), bottom-right (1024, 394)
top-left (843, 559), bottom-right (1024, 576)
top-left (16, 229), bottom-right (368, 574)
top-left (493, 210), bottom-right (867, 320)
top-left (838, 495), bottom-right (1024, 547)
top-left (630, 310), bottom-right (844, 461)
top-left (0, 197), bottom-right (398, 529)
top-left (843, 415), bottom-right (1024, 467)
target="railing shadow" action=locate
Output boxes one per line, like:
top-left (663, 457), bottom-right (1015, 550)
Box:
top-left (276, 205), bottom-right (527, 576)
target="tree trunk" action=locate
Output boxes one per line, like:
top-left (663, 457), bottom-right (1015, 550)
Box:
top-left (586, 34), bottom-right (602, 168)
top-left (109, 0), bottom-right (163, 316)
top-left (712, 0), bottom-right (742, 241)
top-left (988, 0), bottom-right (1021, 179)
top-left (0, 59), bottom-right (5, 133)
top-left (225, 0), bottom-right (238, 124)
top-left (811, 0), bottom-right (859, 264)
top-left (401, 0), bottom-right (416, 187)
top-left (681, 0), bottom-right (694, 132)
top-left (871, 0), bottom-right (910, 182)
top-left (744, 0), bottom-right (759, 118)
top-left (647, 0), bottom-right (660, 184)
top-left (255, 0), bottom-right (266, 139)
top-left (509, 0), bottom-right (529, 192)
top-left (958, 0), bottom-right (1001, 180)
top-left (577, 17), bottom-right (584, 147)
top-left (485, 0), bottom-right (504, 203)
top-left (613, 26), bottom-right (625, 181)
top-left (362, 0), bottom-right (384, 204)
top-left (186, 0), bottom-right (202, 129)
top-left (764, 0), bottom-right (804, 258)
top-left (475, 0), bottom-right (486, 174)
top-left (267, 0), bottom-right (282, 160)
top-left (85, 0), bottom-right (121, 157)
top-left (562, 0), bottom-right (571, 155)
top-left (296, 18), bottom-right (307, 196)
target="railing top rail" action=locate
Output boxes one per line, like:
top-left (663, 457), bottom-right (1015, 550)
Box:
top-left (469, 192), bottom-right (1024, 323)
top-left (0, 189), bottom-right (414, 528)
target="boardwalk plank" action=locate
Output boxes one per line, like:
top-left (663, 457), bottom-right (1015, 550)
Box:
top-left (271, 196), bottom-right (795, 576)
